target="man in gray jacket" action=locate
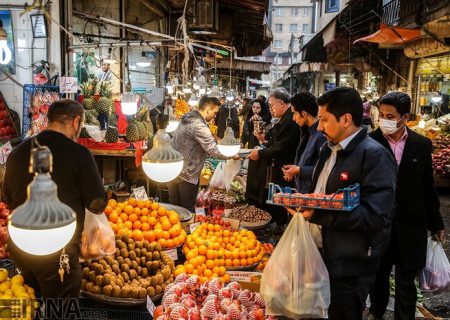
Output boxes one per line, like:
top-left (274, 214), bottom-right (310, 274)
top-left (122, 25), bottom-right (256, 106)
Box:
top-left (169, 95), bottom-right (235, 212)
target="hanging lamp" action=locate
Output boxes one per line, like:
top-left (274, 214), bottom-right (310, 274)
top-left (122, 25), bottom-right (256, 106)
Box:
top-left (8, 144), bottom-right (77, 255)
top-left (165, 104), bottom-right (179, 133)
top-left (142, 116), bottom-right (184, 183)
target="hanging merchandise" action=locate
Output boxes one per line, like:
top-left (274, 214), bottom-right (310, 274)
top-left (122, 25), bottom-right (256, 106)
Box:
top-left (260, 213), bottom-right (330, 319)
top-left (22, 85), bottom-right (60, 139)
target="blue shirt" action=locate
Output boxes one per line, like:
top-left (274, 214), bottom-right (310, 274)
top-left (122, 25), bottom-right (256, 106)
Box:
top-left (295, 121), bottom-right (327, 193)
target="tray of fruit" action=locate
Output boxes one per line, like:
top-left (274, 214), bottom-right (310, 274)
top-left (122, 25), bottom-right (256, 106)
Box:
top-left (266, 183), bottom-right (360, 211)
top-left (105, 198), bottom-right (188, 250)
top-left (228, 205), bottom-right (271, 228)
top-left (161, 203), bottom-right (193, 222)
top-left (80, 234), bottom-right (175, 306)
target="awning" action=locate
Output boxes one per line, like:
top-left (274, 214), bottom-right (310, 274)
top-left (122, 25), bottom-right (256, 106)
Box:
top-left (353, 24), bottom-right (421, 46)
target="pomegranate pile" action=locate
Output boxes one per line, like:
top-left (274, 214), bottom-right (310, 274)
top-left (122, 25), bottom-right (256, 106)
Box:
top-left (155, 274), bottom-right (273, 320)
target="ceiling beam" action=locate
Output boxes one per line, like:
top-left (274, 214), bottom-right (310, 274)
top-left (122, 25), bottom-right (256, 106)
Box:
top-left (138, 0), bottom-right (166, 18)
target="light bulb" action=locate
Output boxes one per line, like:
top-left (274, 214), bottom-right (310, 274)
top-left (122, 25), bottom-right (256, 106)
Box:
top-left (199, 87), bottom-right (206, 95)
top-left (218, 127), bottom-right (240, 157)
top-left (217, 144), bottom-right (240, 157)
top-left (9, 221), bottom-right (76, 256)
top-left (431, 96), bottom-right (442, 103)
top-left (142, 160), bottom-right (184, 183)
top-left (0, 40), bottom-right (12, 65)
top-left (189, 95), bottom-right (199, 107)
top-left (183, 86), bottom-right (192, 94)
top-left (226, 91), bottom-right (235, 102)
top-left (121, 92), bottom-right (138, 115)
top-left (418, 120), bottom-right (426, 129)
top-left (166, 85), bottom-right (174, 94)
top-left (193, 82), bottom-right (201, 90)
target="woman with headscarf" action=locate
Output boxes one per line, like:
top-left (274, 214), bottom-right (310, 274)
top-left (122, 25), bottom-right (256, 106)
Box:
top-left (241, 99), bottom-right (271, 148)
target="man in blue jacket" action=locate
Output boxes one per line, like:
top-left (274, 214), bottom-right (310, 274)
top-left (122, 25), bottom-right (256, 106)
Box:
top-left (282, 92), bottom-right (326, 193)
top-left (301, 87), bottom-right (398, 320)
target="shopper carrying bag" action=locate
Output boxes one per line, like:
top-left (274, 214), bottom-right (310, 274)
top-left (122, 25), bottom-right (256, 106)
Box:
top-left (419, 238), bottom-right (450, 294)
top-left (260, 212), bottom-right (330, 319)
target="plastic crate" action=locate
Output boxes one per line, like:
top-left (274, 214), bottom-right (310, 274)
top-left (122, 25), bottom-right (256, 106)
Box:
top-left (266, 183), bottom-right (360, 211)
top-left (78, 297), bottom-right (150, 320)
top-left (0, 259), bottom-right (17, 277)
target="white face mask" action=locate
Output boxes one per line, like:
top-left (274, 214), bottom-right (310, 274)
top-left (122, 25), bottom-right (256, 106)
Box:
top-left (379, 118), bottom-right (402, 135)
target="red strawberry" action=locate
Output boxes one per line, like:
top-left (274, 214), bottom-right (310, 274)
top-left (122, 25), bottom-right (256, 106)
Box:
top-left (201, 299), bottom-right (219, 319)
top-left (170, 305), bottom-right (188, 320)
top-left (162, 293), bottom-right (180, 309)
top-left (218, 287), bottom-right (233, 300)
top-left (226, 303), bottom-right (241, 320)
top-left (253, 293), bottom-right (265, 308)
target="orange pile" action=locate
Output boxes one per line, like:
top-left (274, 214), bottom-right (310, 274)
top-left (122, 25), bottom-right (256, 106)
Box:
top-left (174, 223), bottom-right (264, 283)
top-left (105, 198), bottom-right (187, 249)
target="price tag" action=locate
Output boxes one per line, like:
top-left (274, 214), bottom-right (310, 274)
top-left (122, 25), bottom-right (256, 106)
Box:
top-left (147, 295), bottom-right (156, 316)
top-left (0, 142), bottom-right (12, 165)
top-left (59, 77), bottom-right (78, 93)
top-left (165, 248), bottom-right (178, 261)
top-left (195, 207), bottom-right (206, 216)
top-left (131, 186), bottom-right (149, 201)
top-left (189, 222), bottom-right (201, 233)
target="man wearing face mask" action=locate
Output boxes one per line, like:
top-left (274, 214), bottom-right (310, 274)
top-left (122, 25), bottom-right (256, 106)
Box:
top-left (3, 99), bottom-right (106, 300)
top-left (368, 92), bottom-right (445, 320)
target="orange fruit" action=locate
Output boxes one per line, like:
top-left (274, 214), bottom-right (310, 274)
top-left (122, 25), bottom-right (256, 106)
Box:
top-left (109, 212), bottom-right (119, 223)
top-left (148, 216), bottom-right (157, 226)
top-left (124, 221), bottom-right (133, 229)
top-left (150, 210), bottom-right (158, 218)
top-left (186, 251), bottom-right (198, 260)
top-left (162, 221), bottom-right (172, 231)
top-left (137, 200), bottom-right (145, 209)
top-left (174, 237), bottom-right (181, 247)
top-left (141, 208), bottom-right (149, 216)
top-left (124, 205), bottom-right (134, 215)
top-left (128, 197), bottom-right (137, 206)
top-left (158, 238), bottom-right (166, 247)
top-left (174, 265), bottom-right (185, 276)
top-left (144, 200), bottom-right (152, 208)
top-left (162, 231), bottom-right (171, 240)
top-left (120, 213), bottom-right (128, 222)
top-left (166, 239), bottom-right (174, 248)
top-left (198, 245), bottom-right (207, 255)
top-left (185, 264), bottom-right (194, 274)
top-left (158, 207), bottom-right (167, 216)
top-left (213, 266), bottom-right (220, 275)
top-left (232, 259), bottom-right (240, 266)
top-left (240, 259), bottom-right (248, 266)
top-left (108, 199), bottom-right (117, 207)
top-left (225, 259), bottom-right (232, 267)
top-left (132, 229), bottom-right (144, 241)
top-left (133, 220), bottom-right (142, 230)
top-left (110, 223), bottom-right (117, 233)
top-left (206, 260), bottom-right (215, 269)
top-left (203, 269), bottom-right (213, 278)
top-left (154, 229), bottom-right (163, 239)
top-left (187, 241), bottom-right (196, 250)
top-left (223, 274), bottom-right (231, 283)
top-left (144, 230), bottom-right (155, 242)
top-left (218, 266), bottom-right (226, 276)
top-left (129, 214), bottom-right (138, 222)
top-left (140, 215), bottom-right (149, 223)
top-left (133, 207), bottom-right (141, 216)
top-left (239, 251), bottom-right (247, 259)
top-left (151, 202), bottom-right (159, 210)
top-left (154, 222), bottom-right (162, 231)
top-left (179, 234), bottom-right (186, 244)
top-left (169, 213), bottom-right (179, 225)
top-left (104, 206), bottom-right (113, 215)
top-left (141, 222), bottom-right (150, 231)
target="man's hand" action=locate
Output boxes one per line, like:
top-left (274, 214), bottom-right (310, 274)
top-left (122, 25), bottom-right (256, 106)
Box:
top-left (254, 132), bottom-right (266, 143)
top-left (432, 230), bottom-right (446, 242)
top-left (246, 149), bottom-right (260, 161)
top-left (286, 208), bottom-right (314, 220)
top-left (231, 155), bottom-right (242, 160)
top-left (282, 165), bottom-right (300, 179)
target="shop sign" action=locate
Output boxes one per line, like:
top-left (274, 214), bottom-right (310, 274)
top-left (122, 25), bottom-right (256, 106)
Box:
top-left (0, 141), bottom-right (12, 164)
top-left (146, 295), bottom-right (156, 316)
top-left (416, 55), bottom-right (450, 75)
top-left (189, 222), bottom-right (201, 233)
top-left (165, 248), bottom-right (178, 261)
top-left (404, 39), bottom-right (450, 59)
top-left (228, 271), bottom-right (261, 282)
top-left (131, 186), bottom-right (148, 200)
top-left (59, 77), bottom-right (78, 93)
top-left (195, 207), bottom-right (206, 216)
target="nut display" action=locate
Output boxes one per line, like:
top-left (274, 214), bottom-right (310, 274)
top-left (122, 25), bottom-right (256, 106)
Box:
top-left (229, 205), bottom-right (271, 223)
top-left (210, 191), bottom-right (236, 209)
top-left (81, 234), bottom-right (175, 299)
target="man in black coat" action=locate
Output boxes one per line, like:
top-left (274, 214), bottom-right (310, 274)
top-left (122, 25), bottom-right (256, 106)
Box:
top-left (298, 87), bottom-right (398, 320)
top-left (368, 92), bottom-right (445, 320)
top-left (247, 88), bottom-right (300, 226)
top-left (215, 97), bottom-right (240, 139)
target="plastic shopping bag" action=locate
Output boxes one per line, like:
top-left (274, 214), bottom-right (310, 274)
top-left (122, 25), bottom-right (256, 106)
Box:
top-left (80, 210), bottom-right (116, 260)
top-left (210, 162), bottom-right (226, 189)
top-left (419, 238), bottom-right (450, 294)
top-left (260, 213), bottom-right (330, 319)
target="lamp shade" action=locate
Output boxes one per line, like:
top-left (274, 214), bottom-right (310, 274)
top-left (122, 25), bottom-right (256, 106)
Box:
top-left (218, 127), bottom-right (240, 157)
top-left (142, 129), bottom-right (184, 182)
top-left (188, 95), bottom-right (199, 107)
top-left (8, 147), bottom-right (76, 256)
top-left (165, 120), bottom-right (180, 133)
top-left (121, 92), bottom-right (138, 115)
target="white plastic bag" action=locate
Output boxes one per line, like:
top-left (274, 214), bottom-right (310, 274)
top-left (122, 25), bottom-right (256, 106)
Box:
top-left (260, 213), bottom-right (330, 319)
top-left (419, 238), bottom-right (450, 294)
top-left (80, 210), bottom-right (116, 260)
top-left (85, 125), bottom-right (106, 142)
top-left (210, 160), bottom-right (241, 190)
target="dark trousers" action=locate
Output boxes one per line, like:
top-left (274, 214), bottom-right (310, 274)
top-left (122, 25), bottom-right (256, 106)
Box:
top-left (8, 240), bottom-right (82, 301)
top-left (167, 178), bottom-right (199, 212)
top-left (369, 259), bottom-right (418, 320)
top-left (328, 275), bottom-right (375, 320)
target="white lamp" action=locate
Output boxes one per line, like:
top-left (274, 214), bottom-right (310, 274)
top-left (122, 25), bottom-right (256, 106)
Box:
top-left (431, 96), bottom-right (442, 103)
top-left (218, 127), bottom-right (240, 157)
top-left (8, 145), bottom-right (77, 255)
top-left (199, 87), bottom-right (207, 95)
top-left (226, 91), bottom-right (235, 102)
top-left (188, 95), bottom-right (199, 107)
top-left (0, 21), bottom-right (12, 65)
top-left (142, 126), bottom-right (184, 183)
top-left (165, 106), bottom-right (179, 133)
top-left (121, 92), bottom-right (138, 115)
top-left (183, 86), bottom-right (192, 94)
top-left (418, 120), bottom-right (426, 129)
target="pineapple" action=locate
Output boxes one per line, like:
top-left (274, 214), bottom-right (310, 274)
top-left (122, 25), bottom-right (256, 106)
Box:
top-left (143, 121), bottom-right (153, 139)
top-left (80, 79), bottom-right (97, 110)
top-left (96, 81), bottom-right (113, 115)
top-left (85, 110), bottom-right (100, 126)
top-left (137, 122), bottom-right (147, 140)
top-left (126, 121), bottom-right (140, 142)
top-left (105, 126), bottom-right (119, 143)
top-left (109, 114), bottom-right (118, 127)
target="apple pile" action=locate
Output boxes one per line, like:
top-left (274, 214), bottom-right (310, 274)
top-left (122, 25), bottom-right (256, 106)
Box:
top-left (0, 202), bottom-right (10, 259)
top-left (0, 101), bottom-right (17, 141)
top-left (432, 135), bottom-right (450, 176)
top-left (155, 274), bottom-right (273, 320)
